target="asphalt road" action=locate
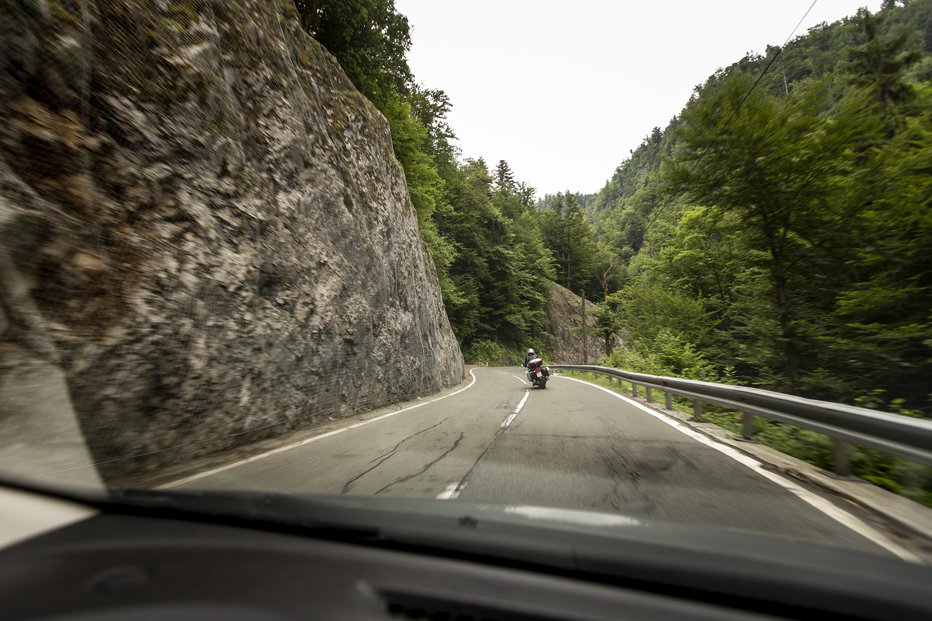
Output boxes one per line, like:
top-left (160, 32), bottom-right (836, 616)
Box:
top-left (170, 367), bottom-right (896, 556)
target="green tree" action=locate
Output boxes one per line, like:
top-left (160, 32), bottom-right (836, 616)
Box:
top-left (591, 242), bottom-right (623, 301)
top-left (828, 84), bottom-right (932, 408)
top-left (593, 293), bottom-right (624, 356)
top-left (493, 160), bottom-right (516, 193)
top-left (849, 9), bottom-right (922, 110)
top-left (295, 0), bottom-right (412, 106)
top-left (540, 193), bottom-right (596, 295)
top-left (436, 159), bottom-right (548, 346)
top-left (665, 75), bottom-right (861, 391)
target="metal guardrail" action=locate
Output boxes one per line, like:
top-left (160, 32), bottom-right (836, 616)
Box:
top-left (549, 365), bottom-right (932, 475)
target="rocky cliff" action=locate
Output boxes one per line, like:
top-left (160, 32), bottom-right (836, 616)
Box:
top-left (0, 0), bottom-right (463, 481)
top-left (546, 283), bottom-right (611, 364)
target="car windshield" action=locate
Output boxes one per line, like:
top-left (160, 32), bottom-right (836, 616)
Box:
top-left (2, 0), bottom-right (931, 569)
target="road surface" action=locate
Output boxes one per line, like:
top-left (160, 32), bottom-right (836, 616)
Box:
top-left (167, 367), bottom-right (905, 558)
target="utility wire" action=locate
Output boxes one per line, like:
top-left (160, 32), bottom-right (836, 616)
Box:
top-left (690, 0), bottom-right (819, 173)
top-left (641, 0), bottom-right (819, 233)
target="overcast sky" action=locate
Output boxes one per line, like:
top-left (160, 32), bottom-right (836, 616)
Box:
top-left (394, 0), bottom-right (882, 197)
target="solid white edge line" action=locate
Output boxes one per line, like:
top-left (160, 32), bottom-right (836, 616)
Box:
top-left (158, 369), bottom-right (480, 490)
top-left (556, 375), bottom-right (921, 563)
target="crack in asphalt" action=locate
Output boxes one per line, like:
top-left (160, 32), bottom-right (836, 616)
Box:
top-left (345, 383), bottom-right (527, 499)
top-left (442, 409), bottom-right (519, 499)
top-left (374, 431), bottom-right (465, 496)
top-left (593, 444), bottom-right (649, 513)
top-left (341, 417), bottom-right (451, 493)
top-left (599, 443), bottom-right (686, 514)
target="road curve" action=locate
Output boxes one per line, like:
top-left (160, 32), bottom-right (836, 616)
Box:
top-left (169, 367), bottom-right (899, 557)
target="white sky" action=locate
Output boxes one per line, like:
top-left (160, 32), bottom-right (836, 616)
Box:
top-left (395, 0), bottom-right (882, 197)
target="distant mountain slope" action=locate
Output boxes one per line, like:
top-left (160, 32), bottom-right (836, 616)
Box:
top-left (588, 0), bottom-right (931, 247)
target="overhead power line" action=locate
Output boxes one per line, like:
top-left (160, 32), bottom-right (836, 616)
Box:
top-left (691, 0), bottom-right (819, 173)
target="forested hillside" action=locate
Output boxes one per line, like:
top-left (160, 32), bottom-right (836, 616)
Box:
top-left (589, 1), bottom-right (931, 412)
top-left (586, 1), bottom-right (931, 502)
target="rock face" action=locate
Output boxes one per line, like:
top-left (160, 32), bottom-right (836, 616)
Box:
top-left (0, 0), bottom-right (463, 481)
top-left (546, 283), bottom-right (609, 365)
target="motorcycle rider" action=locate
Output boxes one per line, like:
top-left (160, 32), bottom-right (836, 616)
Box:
top-left (523, 348), bottom-right (537, 368)
top-left (523, 348), bottom-right (549, 387)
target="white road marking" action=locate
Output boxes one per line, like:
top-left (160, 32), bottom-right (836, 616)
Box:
top-left (159, 369), bottom-right (480, 490)
top-left (436, 482), bottom-right (460, 500)
top-left (502, 390), bottom-right (530, 429)
top-left (439, 387), bottom-right (530, 500)
top-left (512, 374), bottom-right (529, 385)
top-left (556, 375), bottom-right (922, 564)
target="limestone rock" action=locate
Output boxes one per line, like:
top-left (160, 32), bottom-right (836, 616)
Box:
top-left (546, 282), bottom-right (608, 365)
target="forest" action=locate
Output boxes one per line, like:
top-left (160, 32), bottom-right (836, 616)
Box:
top-left (591, 2), bottom-right (931, 413)
top-left (294, 1), bottom-right (931, 502)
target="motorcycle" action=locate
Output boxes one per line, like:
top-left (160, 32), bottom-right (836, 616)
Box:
top-left (526, 357), bottom-right (550, 389)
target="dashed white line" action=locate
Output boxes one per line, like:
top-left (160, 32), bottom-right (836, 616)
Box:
top-left (438, 387), bottom-right (530, 500)
top-left (502, 390), bottom-right (530, 429)
top-left (556, 375), bottom-right (921, 563)
top-left (436, 482), bottom-right (461, 500)
top-left (159, 369), bottom-right (480, 490)
top-left (512, 374), bottom-right (528, 385)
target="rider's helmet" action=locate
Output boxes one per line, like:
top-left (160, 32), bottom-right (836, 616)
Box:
top-left (527, 348), bottom-right (535, 355)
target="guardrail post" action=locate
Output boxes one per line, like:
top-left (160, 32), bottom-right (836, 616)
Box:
top-left (645, 386), bottom-right (653, 403)
top-left (742, 412), bottom-right (754, 439)
top-left (833, 439), bottom-right (851, 477)
top-left (631, 383), bottom-right (638, 398)
top-left (664, 391), bottom-right (672, 410)
top-left (693, 400), bottom-right (703, 421)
